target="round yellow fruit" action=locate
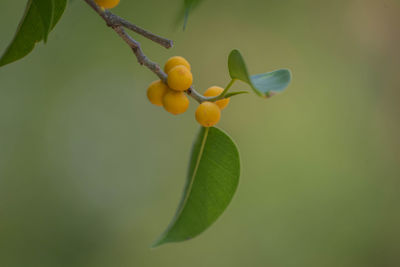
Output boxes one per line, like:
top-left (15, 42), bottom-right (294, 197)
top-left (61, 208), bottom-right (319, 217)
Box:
top-left (94, 0), bottom-right (120, 9)
top-left (195, 102), bottom-right (221, 127)
top-left (167, 65), bottom-right (193, 91)
top-left (163, 90), bottom-right (189, 115)
top-left (164, 56), bottom-right (191, 74)
top-left (147, 80), bottom-right (170, 107)
top-left (203, 86), bottom-right (230, 110)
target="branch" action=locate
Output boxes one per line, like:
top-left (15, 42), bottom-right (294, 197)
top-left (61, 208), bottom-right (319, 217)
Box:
top-left (111, 25), bottom-right (167, 80)
top-left (83, 0), bottom-right (215, 103)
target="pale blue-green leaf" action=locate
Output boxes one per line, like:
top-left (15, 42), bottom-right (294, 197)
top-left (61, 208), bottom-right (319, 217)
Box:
top-left (152, 127), bottom-right (240, 247)
top-left (251, 69), bottom-right (292, 95)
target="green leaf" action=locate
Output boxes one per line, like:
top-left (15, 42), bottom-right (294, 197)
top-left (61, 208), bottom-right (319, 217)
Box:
top-left (228, 49), bottom-right (292, 97)
top-left (35, 0), bottom-right (54, 42)
top-left (251, 69), bottom-right (292, 95)
top-left (152, 127), bottom-right (240, 247)
top-left (0, 0), bottom-right (67, 67)
top-left (228, 49), bottom-right (251, 84)
top-left (224, 91), bottom-right (249, 98)
top-left (52, 0), bottom-right (68, 30)
top-left (176, 0), bottom-right (203, 30)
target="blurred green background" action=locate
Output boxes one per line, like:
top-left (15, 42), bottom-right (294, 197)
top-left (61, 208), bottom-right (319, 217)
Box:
top-left (1, 0), bottom-right (400, 266)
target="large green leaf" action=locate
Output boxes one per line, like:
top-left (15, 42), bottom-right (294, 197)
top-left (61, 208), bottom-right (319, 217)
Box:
top-left (0, 0), bottom-right (67, 67)
top-left (152, 127), bottom-right (240, 247)
top-left (34, 0), bottom-right (54, 42)
top-left (228, 49), bottom-right (292, 97)
top-left (52, 0), bottom-right (68, 30)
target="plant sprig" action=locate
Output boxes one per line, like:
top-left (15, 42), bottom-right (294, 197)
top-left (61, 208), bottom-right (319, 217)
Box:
top-left (1, 0), bottom-right (292, 247)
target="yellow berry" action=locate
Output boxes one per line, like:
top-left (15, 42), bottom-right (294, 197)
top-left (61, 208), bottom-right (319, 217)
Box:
top-left (164, 56), bottom-right (191, 74)
top-left (147, 80), bottom-right (169, 107)
top-left (167, 65), bottom-right (193, 91)
top-left (163, 90), bottom-right (189, 115)
top-left (94, 0), bottom-right (120, 9)
top-left (195, 102), bottom-right (221, 127)
top-left (203, 86), bottom-right (230, 110)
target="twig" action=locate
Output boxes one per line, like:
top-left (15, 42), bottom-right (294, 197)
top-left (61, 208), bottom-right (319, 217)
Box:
top-left (83, 0), bottom-right (218, 103)
top-left (83, 0), bottom-right (172, 49)
top-left (109, 13), bottom-right (173, 49)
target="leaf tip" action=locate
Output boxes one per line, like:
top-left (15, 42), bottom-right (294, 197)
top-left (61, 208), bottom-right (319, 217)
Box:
top-left (182, 11), bottom-right (189, 31)
top-left (149, 240), bottom-right (162, 249)
top-left (229, 49), bottom-right (240, 57)
top-left (150, 234), bottom-right (168, 248)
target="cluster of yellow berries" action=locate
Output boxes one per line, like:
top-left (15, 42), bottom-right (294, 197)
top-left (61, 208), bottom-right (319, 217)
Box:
top-left (147, 56), bottom-right (230, 127)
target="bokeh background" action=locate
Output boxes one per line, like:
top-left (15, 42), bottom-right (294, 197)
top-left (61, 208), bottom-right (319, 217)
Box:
top-left (1, 0), bottom-right (400, 266)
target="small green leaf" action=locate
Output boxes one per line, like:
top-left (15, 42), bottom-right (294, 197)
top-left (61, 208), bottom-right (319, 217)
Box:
top-left (228, 49), bottom-right (292, 97)
top-left (224, 91), bottom-right (249, 98)
top-left (152, 127), bottom-right (240, 247)
top-left (0, 0), bottom-right (67, 67)
top-left (228, 49), bottom-right (251, 84)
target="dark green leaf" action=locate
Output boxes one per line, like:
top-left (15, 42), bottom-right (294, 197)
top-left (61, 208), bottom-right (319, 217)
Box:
top-left (35, 0), bottom-right (54, 42)
top-left (228, 49), bottom-right (292, 97)
top-left (51, 0), bottom-right (67, 30)
top-left (152, 127), bottom-right (240, 247)
top-left (0, 0), bottom-right (67, 67)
